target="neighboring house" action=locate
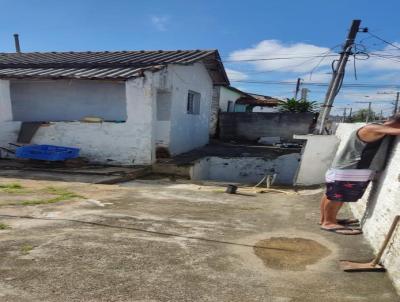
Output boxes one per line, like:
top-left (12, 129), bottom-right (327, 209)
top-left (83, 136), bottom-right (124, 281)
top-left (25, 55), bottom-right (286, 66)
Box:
top-left (209, 87), bottom-right (283, 136)
top-left (235, 93), bottom-right (283, 112)
top-left (209, 86), bottom-right (251, 136)
top-left (0, 50), bottom-right (229, 165)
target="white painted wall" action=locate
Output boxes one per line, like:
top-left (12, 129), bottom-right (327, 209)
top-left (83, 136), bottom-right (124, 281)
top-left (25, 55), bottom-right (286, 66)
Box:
top-left (335, 123), bottom-right (400, 294)
top-left (252, 106), bottom-right (279, 113)
top-left (0, 121), bottom-right (21, 158)
top-left (0, 80), bottom-right (12, 122)
top-left (0, 74), bottom-right (156, 165)
top-left (10, 79), bottom-right (127, 122)
top-left (0, 63), bottom-right (214, 164)
top-left (294, 134), bottom-right (340, 186)
top-left (219, 86), bottom-right (242, 112)
top-left (191, 154), bottom-right (300, 185)
top-left (168, 63), bottom-right (213, 155)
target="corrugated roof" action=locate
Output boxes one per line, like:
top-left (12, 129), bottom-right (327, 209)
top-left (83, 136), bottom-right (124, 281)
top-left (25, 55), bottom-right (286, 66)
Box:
top-left (0, 50), bottom-right (229, 84)
top-left (236, 94), bottom-right (283, 107)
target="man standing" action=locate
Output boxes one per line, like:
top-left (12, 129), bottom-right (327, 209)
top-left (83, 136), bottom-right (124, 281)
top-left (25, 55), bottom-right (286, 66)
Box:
top-left (320, 114), bottom-right (400, 235)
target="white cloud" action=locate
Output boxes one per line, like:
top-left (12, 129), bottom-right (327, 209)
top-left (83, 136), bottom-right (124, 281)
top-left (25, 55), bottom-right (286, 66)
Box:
top-left (229, 40), bottom-right (334, 73)
top-left (150, 15), bottom-right (169, 31)
top-left (225, 68), bottom-right (248, 81)
top-left (356, 44), bottom-right (400, 71)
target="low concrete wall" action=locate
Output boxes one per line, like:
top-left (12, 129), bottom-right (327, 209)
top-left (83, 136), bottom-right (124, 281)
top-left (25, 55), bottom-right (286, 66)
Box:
top-left (294, 134), bottom-right (340, 186)
top-left (190, 154), bottom-right (300, 185)
top-left (335, 123), bottom-right (400, 294)
top-left (219, 112), bottom-right (316, 141)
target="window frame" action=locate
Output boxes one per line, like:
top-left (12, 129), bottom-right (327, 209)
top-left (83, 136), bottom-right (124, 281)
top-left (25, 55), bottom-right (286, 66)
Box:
top-left (187, 90), bottom-right (201, 115)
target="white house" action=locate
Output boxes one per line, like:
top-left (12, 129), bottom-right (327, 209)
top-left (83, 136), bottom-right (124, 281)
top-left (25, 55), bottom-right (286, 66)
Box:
top-left (0, 50), bottom-right (229, 165)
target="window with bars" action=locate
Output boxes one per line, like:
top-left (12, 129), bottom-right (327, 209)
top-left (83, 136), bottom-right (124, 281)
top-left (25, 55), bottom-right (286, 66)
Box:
top-left (187, 90), bottom-right (201, 115)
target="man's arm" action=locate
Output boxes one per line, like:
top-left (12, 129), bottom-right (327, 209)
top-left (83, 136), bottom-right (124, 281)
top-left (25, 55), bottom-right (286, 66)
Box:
top-left (358, 124), bottom-right (400, 142)
top-left (366, 124), bottom-right (400, 135)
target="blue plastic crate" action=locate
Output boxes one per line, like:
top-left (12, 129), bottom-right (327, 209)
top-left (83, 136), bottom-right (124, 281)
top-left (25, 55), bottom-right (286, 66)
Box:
top-left (15, 144), bottom-right (80, 161)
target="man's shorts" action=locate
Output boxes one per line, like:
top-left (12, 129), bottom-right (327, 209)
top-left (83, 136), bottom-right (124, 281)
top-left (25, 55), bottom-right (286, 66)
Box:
top-left (325, 169), bottom-right (374, 202)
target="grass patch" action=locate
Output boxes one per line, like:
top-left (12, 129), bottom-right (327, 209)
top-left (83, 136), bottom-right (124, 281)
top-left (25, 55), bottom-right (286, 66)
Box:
top-left (20, 186), bottom-right (83, 206)
top-left (0, 185), bottom-right (83, 206)
top-left (20, 244), bottom-right (34, 255)
top-left (0, 183), bottom-right (29, 193)
top-left (0, 223), bottom-right (10, 230)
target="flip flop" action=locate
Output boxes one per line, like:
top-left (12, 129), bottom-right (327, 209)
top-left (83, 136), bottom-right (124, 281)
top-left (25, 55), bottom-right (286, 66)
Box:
top-left (317, 218), bottom-right (360, 226)
top-left (337, 218), bottom-right (360, 225)
top-left (320, 226), bottom-right (362, 235)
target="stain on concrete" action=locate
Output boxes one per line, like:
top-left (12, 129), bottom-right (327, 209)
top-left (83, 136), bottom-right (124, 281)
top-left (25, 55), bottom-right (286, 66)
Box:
top-left (253, 237), bottom-right (331, 271)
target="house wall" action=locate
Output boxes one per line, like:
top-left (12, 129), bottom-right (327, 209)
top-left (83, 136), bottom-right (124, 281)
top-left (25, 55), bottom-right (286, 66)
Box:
top-left (335, 123), bottom-right (400, 294)
top-left (219, 112), bottom-right (316, 141)
top-left (209, 86), bottom-right (220, 137)
top-left (252, 106), bottom-right (279, 113)
top-left (10, 79), bottom-right (127, 122)
top-left (219, 86), bottom-right (242, 112)
top-left (167, 63), bottom-right (213, 155)
top-left (0, 74), bottom-right (157, 165)
top-left (0, 80), bottom-right (12, 122)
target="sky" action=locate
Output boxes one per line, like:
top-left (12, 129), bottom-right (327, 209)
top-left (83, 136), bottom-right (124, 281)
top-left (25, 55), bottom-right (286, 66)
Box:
top-left (1, 0), bottom-right (400, 116)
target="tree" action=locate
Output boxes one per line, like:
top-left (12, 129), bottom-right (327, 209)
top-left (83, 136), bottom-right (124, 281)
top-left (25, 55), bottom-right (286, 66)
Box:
top-left (349, 108), bottom-right (376, 123)
top-left (278, 98), bottom-right (318, 113)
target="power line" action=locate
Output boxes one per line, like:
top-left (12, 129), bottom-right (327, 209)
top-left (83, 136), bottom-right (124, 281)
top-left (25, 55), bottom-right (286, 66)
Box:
top-left (231, 80), bottom-right (400, 89)
top-left (367, 31), bottom-right (400, 51)
top-left (221, 54), bottom-right (339, 63)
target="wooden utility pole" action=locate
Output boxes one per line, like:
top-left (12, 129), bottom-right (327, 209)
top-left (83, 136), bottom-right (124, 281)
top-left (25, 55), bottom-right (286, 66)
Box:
top-left (376, 91), bottom-right (400, 116)
top-left (294, 78), bottom-right (301, 100)
top-left (367, 101), bottom-right (372, 123)
top-left (316, 19), bottom-right (362, 134)
top-left (394, 92), bottom-right (399, 115)
top-left (300, 88), bottom-right (310, 100)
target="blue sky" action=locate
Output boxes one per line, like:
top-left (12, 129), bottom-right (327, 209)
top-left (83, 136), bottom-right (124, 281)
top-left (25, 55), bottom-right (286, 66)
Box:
top-left (1, 0), bottom-right (400, 116)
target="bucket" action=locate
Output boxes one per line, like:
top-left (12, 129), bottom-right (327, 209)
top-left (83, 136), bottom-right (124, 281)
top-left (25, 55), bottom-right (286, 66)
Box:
top-left (226, 184), bottom-right (238, 194)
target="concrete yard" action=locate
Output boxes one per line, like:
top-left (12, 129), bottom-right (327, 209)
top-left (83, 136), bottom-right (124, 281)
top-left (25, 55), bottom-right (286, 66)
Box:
top-left (0, 177), bottom-right (398, 302)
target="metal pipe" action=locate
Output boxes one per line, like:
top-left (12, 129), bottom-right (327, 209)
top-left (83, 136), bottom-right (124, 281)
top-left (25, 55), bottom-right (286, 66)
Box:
top-left (13, 33), bottom-right (21, 53)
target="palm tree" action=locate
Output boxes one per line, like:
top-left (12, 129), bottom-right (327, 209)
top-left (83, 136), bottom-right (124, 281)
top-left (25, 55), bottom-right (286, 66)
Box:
top-left (278, 98), bottom-right (318, 113)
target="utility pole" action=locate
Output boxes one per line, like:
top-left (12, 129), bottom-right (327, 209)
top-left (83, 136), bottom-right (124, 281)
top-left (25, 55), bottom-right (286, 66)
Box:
top-left (294, 78), bottom-right (301, 100)
top-left (394, 92), bottom-right (399, 115)
top-left (316, 19), bottom-right (362, 134)
top-left (377, 91), bottom-right (400, 116)
top-left (300, 88), bottom-right (309, 100)
top-left (356, 101), bottom-right (372, 123)
top-left (367, 101), bottom-right (372, 123)
top-left (349, 107), bottom-right (353, 119)
top-left (337, 107), bottom-right (349, 122)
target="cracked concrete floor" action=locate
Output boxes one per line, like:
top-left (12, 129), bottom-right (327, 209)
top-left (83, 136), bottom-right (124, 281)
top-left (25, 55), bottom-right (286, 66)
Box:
top-left (0, 177), bottom-right (398, 302)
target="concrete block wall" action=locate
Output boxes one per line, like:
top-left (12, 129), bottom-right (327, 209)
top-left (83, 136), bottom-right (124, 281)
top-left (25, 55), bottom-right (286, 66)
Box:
top-left (209, 86), bottom-right (220, 137)
top-left (335, 123), bottom-right (400, 294)
top-left (219, 112), bottom-right (316, 141)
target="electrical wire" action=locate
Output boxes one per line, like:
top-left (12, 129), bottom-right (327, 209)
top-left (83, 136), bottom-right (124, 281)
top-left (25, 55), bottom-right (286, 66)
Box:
top-left (220, 54), bottom-right (338, 63)
top-left (367, 31), bottom-right (400, 51)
